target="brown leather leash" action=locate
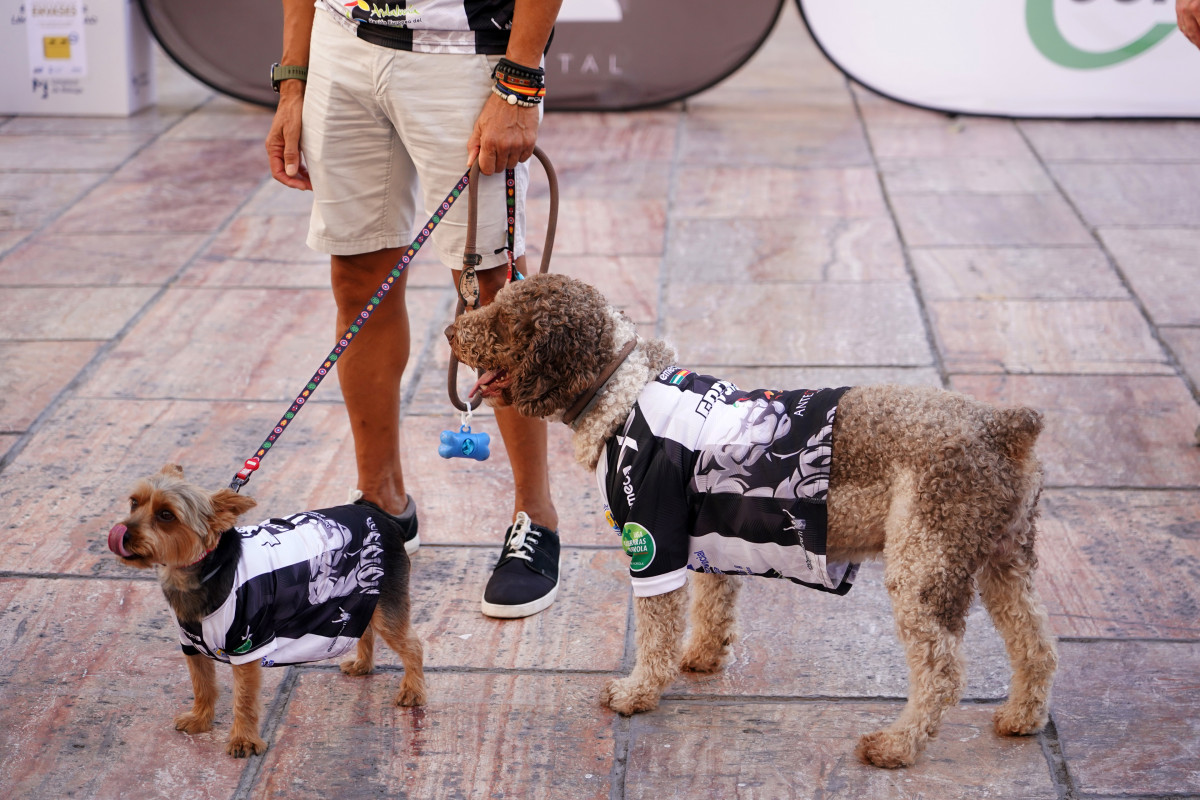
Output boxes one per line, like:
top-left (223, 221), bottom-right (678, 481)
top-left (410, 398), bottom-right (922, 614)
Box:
top-left (447, 145), bottom-right (559, 412)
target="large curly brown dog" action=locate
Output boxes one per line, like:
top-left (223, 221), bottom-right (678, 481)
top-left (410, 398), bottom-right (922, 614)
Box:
top-left (445, 273), bottom-right (1057, 768)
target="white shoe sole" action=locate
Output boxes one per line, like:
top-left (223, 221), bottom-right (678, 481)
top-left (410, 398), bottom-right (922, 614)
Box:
top-left (480, 564), bottom-right (560, 619)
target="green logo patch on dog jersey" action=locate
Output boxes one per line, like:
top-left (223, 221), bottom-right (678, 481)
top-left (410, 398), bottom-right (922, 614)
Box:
top-left (621, 522), bottom-right (655, 572)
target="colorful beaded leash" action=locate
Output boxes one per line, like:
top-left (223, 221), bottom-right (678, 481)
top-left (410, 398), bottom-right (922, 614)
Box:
top-left (228, 167), bottom-right (505, 491)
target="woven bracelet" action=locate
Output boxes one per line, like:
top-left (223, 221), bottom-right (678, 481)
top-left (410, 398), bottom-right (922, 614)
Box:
top-left (494, 57), bottom-right (545, 88)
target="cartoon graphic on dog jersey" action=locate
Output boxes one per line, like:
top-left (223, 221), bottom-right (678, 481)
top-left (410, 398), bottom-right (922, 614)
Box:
top-left (693, 396), bottom-right (791, 496)
top-left (297, 512), bottom-right (384, 605)
top-left (779, 404), bottom-right (838, 502)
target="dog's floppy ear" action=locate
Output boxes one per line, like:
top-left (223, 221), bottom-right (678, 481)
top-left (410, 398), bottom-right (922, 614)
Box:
top-left (506, 275), bottom-right (616, 419)
top-left (208, 488), bottom-right (257, 532)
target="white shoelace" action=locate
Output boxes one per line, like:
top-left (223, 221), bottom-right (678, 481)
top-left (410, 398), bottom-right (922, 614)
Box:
top-left (504, 511), bottom-right (540, 562)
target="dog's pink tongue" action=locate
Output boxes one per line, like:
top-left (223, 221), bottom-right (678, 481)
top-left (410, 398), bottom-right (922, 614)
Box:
top-left (107, 524), bottom-right (132, 558)
top-left (469, 370), bottom-right (498, 399)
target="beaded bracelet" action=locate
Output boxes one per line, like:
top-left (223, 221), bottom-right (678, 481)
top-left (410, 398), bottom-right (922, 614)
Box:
top-left (492, 81), bottom-right (543, 107)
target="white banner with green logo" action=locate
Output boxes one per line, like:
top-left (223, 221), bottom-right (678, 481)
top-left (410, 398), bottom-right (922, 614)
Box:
top-left (798, 0), bottom-right (1199, 117)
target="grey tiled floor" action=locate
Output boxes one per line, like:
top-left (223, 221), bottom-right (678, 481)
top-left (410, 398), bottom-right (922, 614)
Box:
top-left (2, 6), bottom-right (1199, 799)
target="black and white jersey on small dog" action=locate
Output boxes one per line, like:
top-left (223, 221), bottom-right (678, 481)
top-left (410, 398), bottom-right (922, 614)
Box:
top-left (597, 367), bottom-right (859, 598)
top-left (176, 505), bottom-right (388, 667)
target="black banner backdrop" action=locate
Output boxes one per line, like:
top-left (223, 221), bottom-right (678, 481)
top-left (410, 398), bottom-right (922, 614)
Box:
top-left (137, 0), bottom-right (784, 111)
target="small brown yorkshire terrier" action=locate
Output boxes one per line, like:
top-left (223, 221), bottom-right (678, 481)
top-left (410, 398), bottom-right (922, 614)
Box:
top-left (107, 464), bottom-right (425, 757)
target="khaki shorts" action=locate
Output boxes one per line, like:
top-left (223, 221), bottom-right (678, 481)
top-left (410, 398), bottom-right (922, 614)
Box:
top-left (302, 9), bottom-right (529, 269)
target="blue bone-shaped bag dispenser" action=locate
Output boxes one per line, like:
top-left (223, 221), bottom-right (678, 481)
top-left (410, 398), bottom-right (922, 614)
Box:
top-left (439, 425), bottom-right (490, 461)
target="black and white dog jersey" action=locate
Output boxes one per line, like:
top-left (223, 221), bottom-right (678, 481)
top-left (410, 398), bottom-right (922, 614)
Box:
top-left (177, 504), bottom-right (390, 667)
top-left (597, 367), bottom-right (859, 598)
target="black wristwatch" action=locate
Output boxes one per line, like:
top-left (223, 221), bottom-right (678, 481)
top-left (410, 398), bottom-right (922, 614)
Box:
top-left (270, 63), bottom-right (308, 92)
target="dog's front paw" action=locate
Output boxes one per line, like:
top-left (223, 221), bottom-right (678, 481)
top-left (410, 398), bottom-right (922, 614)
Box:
top-left (601, 677), bottom-right (661, 716)
top-left (174, 711), bottom-right (213, 735)
top-left (340, 657), bottom-right (373, 677)
top-left (226, 734), bottom-right (267, 758)
top-left (855, 729), bottom-right (921, 769)
top-left (679, 638), bottom-right (731, 673)
top-left (993, 700), bottom-right (1048, 737)
top-left (393, 677), bottom-right (427, 708)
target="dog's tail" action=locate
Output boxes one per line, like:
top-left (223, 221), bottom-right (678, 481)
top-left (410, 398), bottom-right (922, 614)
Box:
top-left (986, 406), bottom-right (1044, 464)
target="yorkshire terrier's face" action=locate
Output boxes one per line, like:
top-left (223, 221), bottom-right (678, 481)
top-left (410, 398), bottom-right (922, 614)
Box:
top-left (107, 464), bottom-right (256, 570)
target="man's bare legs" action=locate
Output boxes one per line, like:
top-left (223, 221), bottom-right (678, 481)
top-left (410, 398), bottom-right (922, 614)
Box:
top-left (332, 247), bottom-right (412, 517)
top-left (334, 248), bottom-right (558, 562)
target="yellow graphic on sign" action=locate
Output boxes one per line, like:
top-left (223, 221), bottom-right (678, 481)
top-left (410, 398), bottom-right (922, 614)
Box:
top-left (42, 36), bottom-right (71, 60)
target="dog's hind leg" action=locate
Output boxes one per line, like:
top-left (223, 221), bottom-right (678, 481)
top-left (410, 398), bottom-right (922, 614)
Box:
top-left (978, 516), bottom-right (1057, 737)
top-left (680, 572), bottom-right (741, 673)
top-left (857, 553), bottom-right (970, 768)
top-left (227, 661), bottom-right (267, 757)
top-left (856, 476), bottom-right (978, 768)
top-left (603, 587), bottom-right (687, 715)
top-left (175, 653), bottom-right (218, 734)
top-left (341, 624), bottom-right (376, 676)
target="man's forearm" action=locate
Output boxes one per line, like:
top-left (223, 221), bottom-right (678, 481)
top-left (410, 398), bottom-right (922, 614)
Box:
top-left (506, 0), bottom-right (563, 68)
top-left (281, 0), bottom-right (317, 66)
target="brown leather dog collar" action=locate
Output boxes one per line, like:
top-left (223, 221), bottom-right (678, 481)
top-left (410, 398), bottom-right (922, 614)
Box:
top-left (561, 338), bottom-right (638, 427)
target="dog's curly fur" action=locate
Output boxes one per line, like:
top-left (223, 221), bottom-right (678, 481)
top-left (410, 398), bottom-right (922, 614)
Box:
top-left (446, 273), bottom-right (1058, 768)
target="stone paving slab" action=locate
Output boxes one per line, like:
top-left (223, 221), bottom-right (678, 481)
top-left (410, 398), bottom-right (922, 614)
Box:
top-left (56, 178), bottom-right (264, 235)
top-left (951, 375), bottom-right (1200, 489)
top-left (71, 283), bottom-right (444, 403)
top-left (877, 157), bottom-right (1058, 194)
top-left (1053, 641), bottom-right (1200, 797)
top-left (0, 286), bottom-right (159, 341)
top-left (254, 671), bottom-right (615, 800)
top-left (673, 166), bottom-right (888, 220)
top-left (402, 547), bottom-right (629, 672)
top-left (665, 217), bottom-right (907, 283)
top-left (928, 299), bottom-right (1171, 375)
top-left (202, 215), bottom-right (332, 266)
top-left (1048, 163), bottom-right (1200, 228)
top-left (1019, 120), bottom-right (1200, 162)
top-left (622, 702), bottom-right (1057, 800)
top-left (0, 132), bottom-right (153, 172)
top-left (0, 232), bottom-right (207, 287)
top-left (1037, 489), bottom-right (1200, 640)
top-left (908, 247), bottom-right (1128, 301)
top-left (665, 282), bottom-right (931, 367)
top-left (1163, 327), bottom-right (1200, 388)
top-left (0, 341), bottom-right (101, 432)
top-left (0, 577), bottom-right (286, 800)
top-left (889, 193), bottom-right (1094, 247)
top-left (1098, 228), bottom-right (1200, 327)
top-left (0, 173), bottom-right (105, 231)
top-left (679, 115), bottom-right (873, 169)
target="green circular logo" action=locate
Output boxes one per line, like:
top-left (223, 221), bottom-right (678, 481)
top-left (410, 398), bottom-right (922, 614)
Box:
top-left (621, 522), bottom-right (655, 572)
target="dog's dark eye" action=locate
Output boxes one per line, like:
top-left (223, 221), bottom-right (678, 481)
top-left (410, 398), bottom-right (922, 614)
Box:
top-left (156, 509), bottom-right (176, 523)
top-left (129, 498), bottom-right (138, 511)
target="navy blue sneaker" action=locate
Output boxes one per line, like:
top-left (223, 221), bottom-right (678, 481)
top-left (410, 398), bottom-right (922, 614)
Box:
top-left (350, 490), bottom-right (419, 556)
top-left (481, 512), bottom-right (560, 618)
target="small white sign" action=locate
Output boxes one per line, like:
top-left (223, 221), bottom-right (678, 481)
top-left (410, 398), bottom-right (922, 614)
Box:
top-left (27, 0), bottom-right (88, 79)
